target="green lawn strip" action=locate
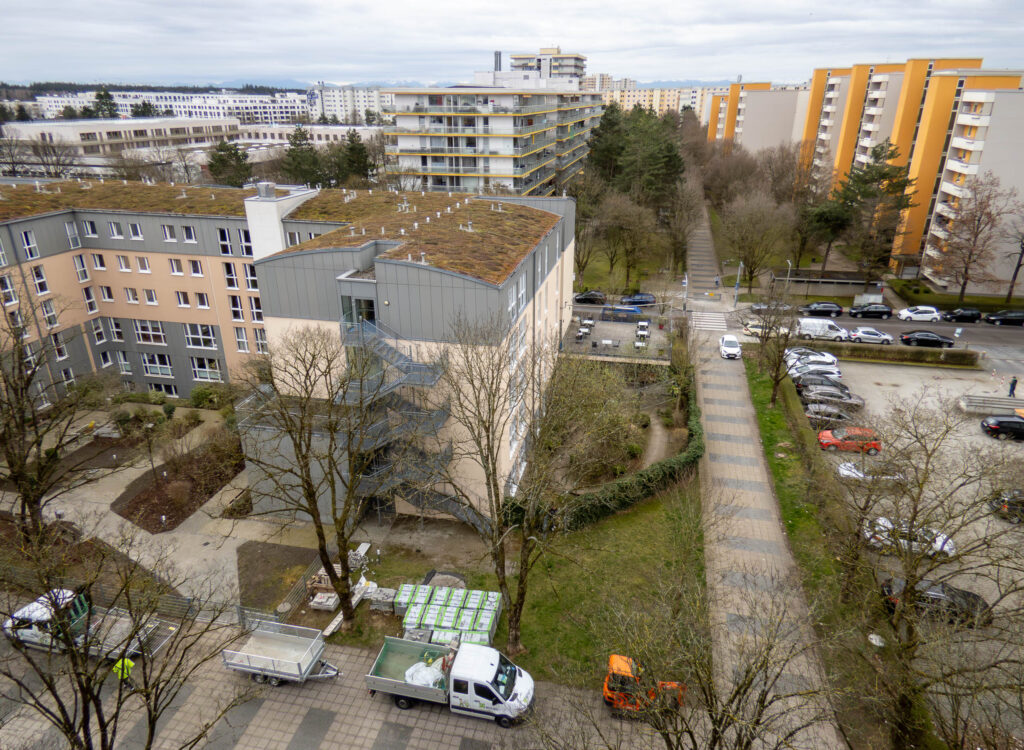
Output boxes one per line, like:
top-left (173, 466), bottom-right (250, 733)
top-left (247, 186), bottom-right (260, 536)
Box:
top-left (738, 292), bottom-right (856, 306)
top-left (580, 254), bottom-right (664, 296)
top-left (888, 278), bottom-right (1022, 313)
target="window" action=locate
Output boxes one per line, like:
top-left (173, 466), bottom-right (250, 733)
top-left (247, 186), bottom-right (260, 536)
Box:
top-left (116, 350), bottom-right (131, 374)
top-left (32, 266), bottom-right (49, 295)
top-left (22, 342), bottom-right (38, 368)
top-left (196, 292), bottom-right (210, 309)
top-left (244, 264), bottom-right (258, 290)
top-left (308, 232), bottom-right (320, 240)
top-left (518, 275), bottom-right (526, 312)
top-left (176, 291), bottom-right (190, 307)
top-left (108, 222), bottom-right (123, 239)
top-left (73, 254), bottom-right (89, 282)
top-left (133, 319), bottom-right (166, 345)
top-left (223, 262), bottom-right (238, 289)
top-left (234, 327), bottom-right (249, 352)
top-left (99, 351), bottom-right (112, 368)
top-left (142, 352), bottom-right (173, 377)
top-left (0, 274), bottom-right (17, 306)
top-left (254, 327), bottom-right (268, 354)
top-left (41, 299), bottom-right (58, 328)
top-left (21, 231), bottom-right (39, 260)
top-left (117, 255), bottom-right (131, 271)
top-left (100, 285), bottom-right (114, 302)
top-left (149, 383), bottom-right (178, 397)
top-left (189, 260), bottom-right (203, 276)
top-left (8, 310), bottom-right (27, 339)
top-left (169, 258), bottom-right (183, 275)
top-left (182, 225), bottom-right (196, 243)
top-left (161, 224), bottom-right (176, 242)
top-left (82, 286), bottom-right (98, 314)
top-left (453, 679), bottom-right (469, 694)
top-left (473, 684), bottom-right (498, 703)
top-left (229, 295), bottom-right (244, 321)
top-left (91, 318), bottom-right (106, 344)
top-left (125, 287), bottom-right (139, 304)
top-left (190, 356), bottom-right (222, 382)
top-left (238, 228), bottom-right (252, 256)
top-left (52, 332), bottom-right (68, 360)
top-left (218, 228), bottom-right (232, 255)
top-left (82, 220), bottom-right (97, 238)
top-left (110, 319), bottom-right (124, 341)
top-left (129, 223), bottom-right (144, 240)
top-left (144, 289), bottom-right (158, 305)
top-left (92, 253), bottom-right (106, 270)
top-left (60, 368), bottom-right (75, 386)
top-left (66, 221), bottom-right (81, 249)
top-left (0, 237), bottom-right (6, 266)
top-left (136, 257), bottom-right (150, 273)
top-left (286, 231), bottom-right (300, 247)
top-left (184, 323), bottom-right (216, 349)
top-left (249, 297), bottom-right (263, 322)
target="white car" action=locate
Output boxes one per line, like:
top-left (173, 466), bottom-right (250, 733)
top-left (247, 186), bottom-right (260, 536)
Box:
top-left (784, 347), bottom-right (837, 365)
top-left (897, 306), bottom-right (941, 322)
top-left (788, 363), bottom-right (842, 379)
top-left (862, 517), bottom-right (955, 557)
top-left (785, 352), bottom-right (839, 367)
top-left (837, 462), bottom-right (903, 482)
top-left (850, 327), bottom-right (894, 345)
top-left (719, 335), bottom-right (742, 359)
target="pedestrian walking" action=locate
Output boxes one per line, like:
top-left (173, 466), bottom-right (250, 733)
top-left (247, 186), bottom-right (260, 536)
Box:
top-left (714, 275), bottom-right (720, 288)
top-left (112, 656), bottom-right (135, 688)
top-left (1010, 376), bottom-right (1018, 397)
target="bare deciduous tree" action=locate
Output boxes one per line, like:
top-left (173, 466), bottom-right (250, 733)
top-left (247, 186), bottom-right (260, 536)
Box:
top-left (27, 137), bottom-right (79, 178)
top-left (719, 194), bottom-right (793, 293)
top-left (0, 132), bottom-right (27, 176)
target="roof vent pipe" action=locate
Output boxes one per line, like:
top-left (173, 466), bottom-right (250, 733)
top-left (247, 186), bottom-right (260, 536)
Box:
top-left (420, 252), bottom-right (426, 264)
top-left (467, 220), bottom-right (473, 231)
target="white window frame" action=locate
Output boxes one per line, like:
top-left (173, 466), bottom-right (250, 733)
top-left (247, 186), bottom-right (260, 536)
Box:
top-left (125, 287), bottom-right (139, 304)
top-left (244, 264), bottom-right (258, 290)
top-left (108, 222), bottom-right (124, 239)
top-left (117, 255), bottom-right (131, 272)
top-left (52, 331), bottom-right (68, 360)
top-left (195, 292), bottom-right (210, 309)
top-left (144, 289), bottom-right (158, 305)
top-left (249, 296), bottom-right (263, 322)
top-left (286, 231), bottom-right (300, 247)
top-left (83, 286), bottom-right (98, 314)
top-left (99, 350), bottom-right (112, 368)
top-left (190, 356), bottom-right (222, 382)
top-left (129, 223), bottom-right (144, 240)
top-left (254, 327), bottom-right (268, 354)
top-left (238, 228), bottom-right (253, 256)
top-left (182, 225), bottom-right (197, 243)
top-left (176, 291), bottom-right (190, 308)
top-left (184, 323), bottom-right (216, 349)
top-left (116, 350), bottom-right (131, 374)
top-left (229, 295), bottom-right (244, 321)
top-left (136, 257), bottom-right (150, 274)
top-left (110, 319), bottom-right (124, 341)
top-left (32, 265), bottom-right (49, 296)
top-left (21, 231), bottom-right (39, 260)
top-left (1, 274), bottom-right (18, 306)
top-left (91, 253), bottom-right (106, 270)
top-left (169, 258), bottom-right (183, 275)
top-left (234, 326), bottom-right (249, 352)
top-left (66, 221), bottom-right (81, 249)
top-left (60, 368), bottom-right (75, 387)
top-left (161, 224), bottom-right (176, 242)
top-left (189, 260), bottom-right (203, 277)
top-left (91, 318), bottom-right (106, 344)
top-left (223, 262), bottom-right (238, 289)
top-left (73, 254), bottom-right (89, 282)
top-left (41, 299), bottom-right (58, 328)
top-left (82, 220), bottom-right (98, 238)
top-left (149, 383), bottom-right (178, 397)
top-left (100, 285), bottom-right (114, 302)
top-left (142, 352), bottom-right (174, 378)
top-left (133, 319), bottom-right (166, 345)
top-left (0, 237), bottom-right (6, 267)
top-left (218, 227), bottom-right (232, 255)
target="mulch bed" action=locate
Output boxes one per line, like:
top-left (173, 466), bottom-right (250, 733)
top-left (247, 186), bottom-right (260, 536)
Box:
top-left (0, 435), bottom-right (144, 493)
top-left (236, 541), bottom-right (320, 611)
top-left (111, 439), bottom-right (244, 534)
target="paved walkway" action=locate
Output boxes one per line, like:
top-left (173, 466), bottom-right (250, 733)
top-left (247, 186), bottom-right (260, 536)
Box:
top-left (686, 211), bottom-right (845, 748)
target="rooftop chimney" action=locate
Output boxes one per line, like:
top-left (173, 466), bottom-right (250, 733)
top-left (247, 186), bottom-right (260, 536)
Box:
top-left (495, 51), bottom-right (502, 71)
top-left (256, 182), bottom-right (276, 199)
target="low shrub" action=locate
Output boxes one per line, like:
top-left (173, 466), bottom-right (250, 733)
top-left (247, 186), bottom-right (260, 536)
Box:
top-left (658, 408), bottom-right (674, 427)
top-left (162, 403), bottom-right (177, 420)
top-left (888, 278), bottom-right (1021, 313)
top-left (633, 412), bottom-right (651, 429)
top-left (809, 340), bottom-right (979, 367)
top-left (625, 443), bottom-right (643, 460)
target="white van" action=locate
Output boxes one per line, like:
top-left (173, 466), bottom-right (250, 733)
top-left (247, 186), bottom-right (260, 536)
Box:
top-left (797, 317), bottom-right (849, 342)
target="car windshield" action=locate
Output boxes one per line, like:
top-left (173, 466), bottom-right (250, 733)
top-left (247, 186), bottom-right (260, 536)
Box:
top-left (832, 428), bottom-right (848, 439)
top-left (491, 654), bottom-right (517, 700)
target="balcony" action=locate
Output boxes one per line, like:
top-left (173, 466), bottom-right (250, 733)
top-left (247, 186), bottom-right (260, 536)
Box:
top-left (387, 135), bottom-right (556, 158)
top-left (384, 102), bottom-right (556, 115)
top-left (955, 112), bottom-right (990, 128)
top-left (929, 224), bottom-right (949, 241)
top-left (386, 121), bottom-right (557, 137)
top-left (858, 137), bottom-right (874, 148)
top-left (950, 136), bottom-right (983, 151)
top-left (817, 132), bottom-right (832, 142)
top-left (863, 106), bottom-right (884, 116)
top-left (962, 91), bottom-right (996, 104)
top-left (819, 118), bottom-right (834, 127)
top-left (853, 153), bottom-right (870, 165)
top-left (822, 105), bottom-right (835, 113)
top-left (933, 201), bottom-right (957, 218)
top-left (866, 89), bottom-right (886, 100)
top-left (945, 157), bottom-right (978, 176)
top-left (519, 166), bottom-right (557, 194)
top-left (940, 180), bottom-right (967, 199)
top-left (389, 155), bottom-right (555, 177)
top-left (869, 74), bottom-right (890, 84)
top-left (861, 121), bottom-right (879, 132)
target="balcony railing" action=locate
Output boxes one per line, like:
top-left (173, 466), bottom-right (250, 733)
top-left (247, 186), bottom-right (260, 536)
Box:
top-left (384, 102), bottom-right (556, 115)
top-left (388, 155), bottom-right (555, 177)
top-left (385, 121), bottom-right (557, 137)
top-left (386, 135), bottom-right (556, 157)
top-left (950, 136), bottom-right (983, 151)
top-left (945, 157), bottom-right (978, 176)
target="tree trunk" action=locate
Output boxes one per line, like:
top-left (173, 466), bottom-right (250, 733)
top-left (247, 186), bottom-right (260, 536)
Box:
top-left (1006, 251), bottom-right (1024, 303)
top-left (505, 541), bottom-right (534, 656)
top-left (957, 275), bottom-right (969, 303)
top-left (820, 240), bottom-right (834, 273)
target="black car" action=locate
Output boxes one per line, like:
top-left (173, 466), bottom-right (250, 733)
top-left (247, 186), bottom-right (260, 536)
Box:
top-left (804, 403), bottom-right (854, 429)
top-left (986, 488), bottom-right (1024, 523)
top-left (792, 372), bottom-right (850, 395)
top-left (881, 578), bottom-right (992, 627)
top-left (849, 303), bottom-right (893, 319)
top-left (981, 415), bottom-right (1024, 441)
top-left (941, 307), bottom-right (982, 323)
top-left (984, 310), bottom-right (1024, 326)
top-left (899, 330), bottom-right (954, 348)
top-left (573, 290), bottom-right (607, 305)
top-left (621, 292), bottom-right (656, 307)
top-left (798, 301), bottom-right (843, 318)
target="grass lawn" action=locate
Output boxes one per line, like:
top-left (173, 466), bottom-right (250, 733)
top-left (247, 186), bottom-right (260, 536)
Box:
top-left (887, 278), bottom-right (1023, 313)
top-left (580, 253), bottom-right (666, 296)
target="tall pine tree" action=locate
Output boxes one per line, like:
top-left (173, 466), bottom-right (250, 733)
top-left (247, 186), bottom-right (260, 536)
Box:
top-left (281, 125), bottom-right (322, 186)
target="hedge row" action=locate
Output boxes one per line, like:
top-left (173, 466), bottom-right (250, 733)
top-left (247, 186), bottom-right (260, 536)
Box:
top-left (564, 381), bottom-right (704, 529)
top-left (807, 340), bottom-right (979, 367)
top-left (888, 278), bottom-right (1021, 313)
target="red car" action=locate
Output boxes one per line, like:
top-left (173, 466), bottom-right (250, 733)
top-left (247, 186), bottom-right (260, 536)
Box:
top-left (818, 427), bottom-right (880, 454)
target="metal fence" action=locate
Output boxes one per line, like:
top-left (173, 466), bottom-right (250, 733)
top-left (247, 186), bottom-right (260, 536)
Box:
top-left (276, 558), bottom-right (325, 616)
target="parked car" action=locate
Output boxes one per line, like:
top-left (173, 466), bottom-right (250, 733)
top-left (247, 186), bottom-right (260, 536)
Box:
top-left (836, 462), bottom-right (902, 482)
top-left (796, 318), bottom-right (849, 341)
top-left (850, 327), bottom-right (894, 345)
top-left (862, 517), bottom-right (955, 557)
top-left (899, 330), bottom-right (955, 348)
top-left (818, 426), bottom-right (879, 454)
top-left (800, 386), bottom-right (865, 411)
top-left (941, 307), bottom-right (982, 323)
top-left (792, 373), bottom-right (850, 395)
top-left (742, 321), bottom-right (789, 337)
top-left (980, 415), bottom-right (1024, 441)
top-left (984, 309), bottom-right (1024, 326)
top-left (798, 301), bottom-right (844, 318)
top-left (574, 290), bottom-right (607, 305)
top-left (750, 301), bottom-right (793, 314)
top-left (849, 303), bottom-right (893, 319)
top-left (788, 363), bottom-right (843, 380)
top-left (621, 292), bottom-right (656, 307)
top-left (880, 577), bottom-right (991, 626)
top-left (986, 488), bottom-right (1024, 523)
top-left (897, 306), bottom-right (942, 322)
top-left (805, 404), bottom-right (855, 429)
top-left (785, 351), bottom-right (839, 368)
top-left (719, 335), bottom-right (742, 359)
top-left (785, 347), bottom-right (837, 364)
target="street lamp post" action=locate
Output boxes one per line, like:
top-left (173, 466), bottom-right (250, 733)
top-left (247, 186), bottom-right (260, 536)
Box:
top-left (733, 261), bottom-right (744, 309)
top-left (785, 259), bottom-right (793, 294)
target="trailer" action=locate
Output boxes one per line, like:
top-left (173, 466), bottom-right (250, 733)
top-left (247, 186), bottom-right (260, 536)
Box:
top-left (365, 636), bottom-right (534, 727)
top-left (221, 621), bottom-right (338, 687)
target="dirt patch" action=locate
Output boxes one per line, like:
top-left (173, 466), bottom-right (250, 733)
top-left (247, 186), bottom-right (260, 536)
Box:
top-left (236, 540), bottom-right (320, 611)
top-left (111, 433), bottom-right (244, 533)
top-left (0, 435), bottom-right (143, 493)
top-left (384, 516), bottom-right (492, 570)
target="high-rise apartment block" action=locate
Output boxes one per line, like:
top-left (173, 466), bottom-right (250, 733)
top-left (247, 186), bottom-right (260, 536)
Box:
top-left (581, 75), bottom-right (637, 92)
top-left (509, 47), bottom-right (587, 80)
top-left (306, 85), bottom-right (394, 123)
top-left (707, 83), bottom-right (809, 150)
top-left (37, 91), bottom-right (310, 124)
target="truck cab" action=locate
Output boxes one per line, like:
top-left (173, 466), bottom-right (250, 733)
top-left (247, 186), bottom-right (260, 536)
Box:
top-left (447, 644), bottom-right (534, 727)
top-left (603, 654), bottom-right (684, 714)
top-left (3, 589), bottom-right (87, 651)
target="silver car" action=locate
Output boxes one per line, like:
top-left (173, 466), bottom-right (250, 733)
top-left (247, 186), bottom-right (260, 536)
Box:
top-left (800, 386), bottom-right (865, 410)
top-left (837, 462), bottom-right (903, 482)
top-left (863, 517), bottom-right (955, 557)
top-left (850, 327), bottom-right (894, 345)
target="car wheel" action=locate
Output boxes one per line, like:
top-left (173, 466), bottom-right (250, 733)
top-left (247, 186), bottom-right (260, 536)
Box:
top-left (496, 716), bottom-right (513, 729)
top-left (853, 312), bottom-right (861, 318)
top-left (831, 311), bottom-right (839, 318)
top-left (882, 313), bottom-right (891, 319)
top-left (852, 337), bottom-right (861, 343)
top-left (944, 343), bottom-right (953, 348)
top-left (394, 696), bottom-right (415, 710)
top-left (883, 339), bottom-right (891, 345)
top-left (997, 432), bottom-right (1011, 441)
top-left (931, 317), bottom-right (939, 322)
top-left (996, 320), bottom-right (1003, 326)
top-left (802, 334), bottom-right (813, 340)
top-left (834, 336), bottom-right (844, 342)
top-left (825, 445), bottom-right (838, 452)
top-left (866, 447), bottom-right (879, 456)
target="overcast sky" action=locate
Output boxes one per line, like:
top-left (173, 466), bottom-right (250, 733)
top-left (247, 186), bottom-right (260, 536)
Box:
top-left (3, 0), bottom-right (1022, 87)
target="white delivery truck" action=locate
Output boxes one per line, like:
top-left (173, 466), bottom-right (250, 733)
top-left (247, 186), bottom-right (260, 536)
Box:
top-left (797, 317), bottom-right (849, 342)
top-left (366, 636), bottom-right (534, 727)
top-left (3, 589), bottom-right (174, 659)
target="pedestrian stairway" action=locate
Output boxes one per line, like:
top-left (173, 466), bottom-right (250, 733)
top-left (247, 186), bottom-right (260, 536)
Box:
top-left (689, 311), bottom-right (729, 331)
